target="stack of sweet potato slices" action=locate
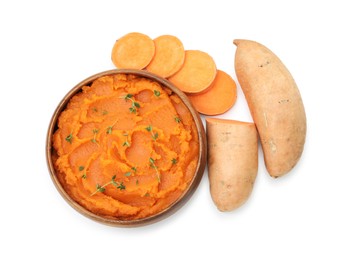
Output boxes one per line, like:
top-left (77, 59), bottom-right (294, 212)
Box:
top-left (111, 32), bottom-right (237, 116)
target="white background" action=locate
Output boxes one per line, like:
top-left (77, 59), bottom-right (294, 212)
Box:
top-left (1, 0), bottom-right (352, 259)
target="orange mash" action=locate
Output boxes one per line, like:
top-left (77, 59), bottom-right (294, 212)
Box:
top-left (52, 74), bottom-right (199, 220)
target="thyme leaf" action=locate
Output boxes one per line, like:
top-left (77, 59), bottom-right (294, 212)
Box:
top-left (154, 90), bottom-right (161, 97)
top-left (65, 133), bottom-right (73, 143)
top-left (91, 129), bottom-right (99, 143)
top-left (106, 126), bottom-right (113, 134)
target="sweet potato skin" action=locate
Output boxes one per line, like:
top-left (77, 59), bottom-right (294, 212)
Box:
top-left (234, 39), bottom-right (306, 178)
top-left (206, 118), bottom-right (258, 212)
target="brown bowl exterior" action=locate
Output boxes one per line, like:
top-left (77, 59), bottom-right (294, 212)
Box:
top-left (46, 69), bottom-right (207, 227)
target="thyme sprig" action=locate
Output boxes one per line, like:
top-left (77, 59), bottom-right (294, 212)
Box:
top-left (90, 175), bottom-right (125, 196)
top-left (145, 125), bottom-right (158, 141)
top-left (106, 126), bottom-right (113, 134)
top-left (79, 166), bottom-right (86, 179)
top-left (122, 132), bottom-right (130, 147)
top-left (91, 129), bottom-right (99, 143)
top-left (106, 118), bottom-right (119, 134)
top-left (122, 93), bottom-right (140, 113)
top-left (65, 133), bottom-right (73, 143)
top-left (149, 157), bottom-right (160, 183)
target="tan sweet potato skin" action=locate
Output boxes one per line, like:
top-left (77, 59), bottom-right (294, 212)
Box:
top-left (206, 118), bottom-right (258, 212)
top-left (234, 39), bottom-right (306, 178)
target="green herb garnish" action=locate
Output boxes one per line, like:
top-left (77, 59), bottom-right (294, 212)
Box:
top-left (91, 129), bottom-right (99, 143)
top-left (125, 166), bottom-right (137, 177)
top-left (112, 176), bottom-right (126, 190)
top-left (122, 132), bottom-right (130, 147)
top-left (149, 157), bottom-right (160, 182)
top-left (154, 90), bottom-right (161, 97)
top-left (65, 133), bottom-right (73, 143)
top-left (106, 118), bottom-right (119, 134)
top-left (124, 93), bottom-right (133, 100)
top-left (149, 158), bottom-right (156, 168)
top-left (79, 166), bottom-right (86, 178)
top-left (152, 132), bottom-right (158, 141)
top-left (122, 93), bottom-right (140, 114)
top-left (90, 175), bottom-right (125, 196)
top-left (106, 126), bottom-right (113, 134)
top-left (171, 158), bottom-right (178, 165)
top-left (95, 184), bottom-right (105, 193)
top-left (145, 125), bottom-right (158, 141)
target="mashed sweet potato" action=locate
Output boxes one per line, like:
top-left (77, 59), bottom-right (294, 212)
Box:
top-left (52, 74), bottom-right (199, 220)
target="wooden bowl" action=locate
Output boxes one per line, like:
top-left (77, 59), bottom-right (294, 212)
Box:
top-left (46, 69), bottom-right (207, 227)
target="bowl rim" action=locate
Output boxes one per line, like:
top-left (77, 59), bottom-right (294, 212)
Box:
top-left (46, 69), bottom-right (207, 227)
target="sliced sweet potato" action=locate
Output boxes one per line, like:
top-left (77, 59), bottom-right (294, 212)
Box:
top-left (168, 50), bottom-right (217, 94)
top-left (187, 70), bottom-right (237, 115)
top-left (146, 35), bottom-right (185, 78)
top-left (111, 32), bottom-right (155, 70)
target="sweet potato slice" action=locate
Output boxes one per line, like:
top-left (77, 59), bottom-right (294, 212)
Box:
top-left (146, 35), bottom-right (185, 78)
top-left (206, 118), bottom-right (258, 212)
top-left (187, 70), bottom-right (237, 115)
top-left (111, 32), bottom-right (155, 69)
top-left (168, 50), bottom-right (217, 94)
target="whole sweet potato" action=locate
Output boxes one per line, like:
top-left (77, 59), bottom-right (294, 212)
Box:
top-left (234, 39), bottom-right (306, 178)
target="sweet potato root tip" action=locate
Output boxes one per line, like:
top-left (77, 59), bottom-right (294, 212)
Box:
top-left (187, 70), bottom-right (237, 115)
top-left (233, 39), bottom-right (241, 46)
top-left (111, 32), bottom-right (155, 70)
top-left (206, 118), bottom-right (258, 211)
top-left (146, 35), bottom-right (185, 78)
top-left (168, 50), bottom-right (217, 94)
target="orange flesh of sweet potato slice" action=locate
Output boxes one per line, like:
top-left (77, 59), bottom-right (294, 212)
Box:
top-left (187, 70), bottom-right (237, 115)
top-left (168, 50), bottom-right (217, 94)
top-left (146, 35), bottom-right (185, 78)
top-left (111, 32), bottom-right (155, 70)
